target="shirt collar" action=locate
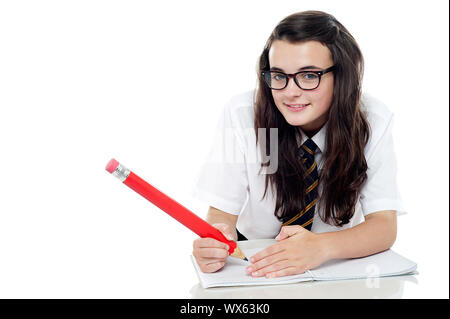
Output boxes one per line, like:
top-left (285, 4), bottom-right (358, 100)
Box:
top-left (296, 122), bottom-right (327, 154)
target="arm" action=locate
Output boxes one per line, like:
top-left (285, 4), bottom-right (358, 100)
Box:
top-left (321, 210), bottom-right (397, 260)
top-left (247, 210), bottom-right (397, 278)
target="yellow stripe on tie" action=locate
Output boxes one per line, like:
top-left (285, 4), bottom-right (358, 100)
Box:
top-left (301, 217), bottom-right (314, 228)
top-left (282, 209), bottom-right (304, 226)
top-left (304, 161), bottom-right (317, 177)
top-left (302, 145), bottom-right (314, 155)
top-left (282, 198), bottom-right (317, 226)
top-left (306, 179), bottom-right (318, 194)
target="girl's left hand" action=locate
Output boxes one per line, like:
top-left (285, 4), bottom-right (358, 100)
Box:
top-left (246, 225), bottom-right (330, 278)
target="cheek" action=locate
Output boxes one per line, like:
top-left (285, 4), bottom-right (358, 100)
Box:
top-left (314, 91), bottom-right (332, 111)
top-left (272, 92), bottom-right (284, 109)
top-left (313, 81), bottom-right (334, 109)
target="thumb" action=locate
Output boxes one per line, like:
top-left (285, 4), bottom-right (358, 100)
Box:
top-left (212, 223), bottom-right (234, 241)
top-left (275, 225), bottom-right (302, 241)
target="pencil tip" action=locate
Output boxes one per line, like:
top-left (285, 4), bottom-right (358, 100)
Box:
top-left (230, 245), bottom-right (248, 261)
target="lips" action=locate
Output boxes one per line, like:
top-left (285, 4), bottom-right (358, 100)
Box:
top-left (285, 103), bottom-right (310, 112)
top-left (286, 103), bottom-right (310, 108)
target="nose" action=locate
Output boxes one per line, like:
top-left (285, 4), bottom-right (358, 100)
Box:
top-left (284, 75), bottom-right (303, 96)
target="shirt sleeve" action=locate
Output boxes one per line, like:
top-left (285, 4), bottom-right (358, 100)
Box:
top-left (360, 114), bottom-right (407, 216)
top-left (192, 100), bottom-right (249, 215)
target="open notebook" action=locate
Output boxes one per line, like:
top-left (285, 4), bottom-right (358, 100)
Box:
top-left (191, 239), bottom-right (417, 288)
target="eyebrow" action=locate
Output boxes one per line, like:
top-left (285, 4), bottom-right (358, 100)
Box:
top-left (270, 65), bottom-right (322, 72)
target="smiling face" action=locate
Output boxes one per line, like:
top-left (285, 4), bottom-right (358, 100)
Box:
top-left (268, 40), bottom-right (335, 136)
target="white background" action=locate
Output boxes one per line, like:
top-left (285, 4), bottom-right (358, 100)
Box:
top-left (0, 0), bottom-right (448, 298)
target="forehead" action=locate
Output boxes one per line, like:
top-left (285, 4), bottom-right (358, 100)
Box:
top-left (268, 40), bottom-right (333, 70)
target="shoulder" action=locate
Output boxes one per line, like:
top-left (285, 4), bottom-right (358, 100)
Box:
top-left (360, 92), bottom-right (396, 160)
top-left (226, 89), bottom-right (255, 107)
top-left (361, 92), bottom-right (394, 125)
top-left (222, 89), bottom-right (255, 129)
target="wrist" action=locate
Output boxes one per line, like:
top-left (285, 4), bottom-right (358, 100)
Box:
top-left (317, 232), bottom-right (339, 261)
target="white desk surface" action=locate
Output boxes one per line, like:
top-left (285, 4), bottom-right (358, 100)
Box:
top-left (0, 231), bottom-right (442, 299)
top-left (189, 274), bottom-right (419, 299)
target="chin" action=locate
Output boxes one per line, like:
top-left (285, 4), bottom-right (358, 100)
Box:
top-left (283, 115), bottom-right (309, 127)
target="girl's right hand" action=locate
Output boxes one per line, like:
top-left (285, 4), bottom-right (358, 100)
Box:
top-left (192, 223), bottom-right (235, 273)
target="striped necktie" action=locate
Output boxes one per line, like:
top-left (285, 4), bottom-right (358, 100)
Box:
top-left (282, 138), bottom-right (319, 230)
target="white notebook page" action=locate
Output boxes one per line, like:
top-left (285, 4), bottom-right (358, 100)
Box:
top-left (309, 249), bottom-right (417, 281)
top-left (192, 239), bottom-right (313, 288)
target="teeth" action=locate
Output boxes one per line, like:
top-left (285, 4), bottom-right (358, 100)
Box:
top-left (289, 104), bottom-right (309, 108)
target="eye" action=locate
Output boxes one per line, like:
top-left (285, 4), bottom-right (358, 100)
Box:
top-left (301, 72), bottom-right (319, 81)
top-left (272, 73), bottom-right (286, 81)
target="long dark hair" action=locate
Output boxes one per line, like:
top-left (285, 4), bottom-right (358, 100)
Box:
top-left (254, 10), bottom-right (370, 226)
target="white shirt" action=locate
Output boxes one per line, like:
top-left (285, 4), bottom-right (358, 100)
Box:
top-left (192, 90), bottom-right (406, 239)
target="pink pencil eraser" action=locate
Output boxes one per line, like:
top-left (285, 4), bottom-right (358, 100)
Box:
top-left (105, 158), bottom-right (119, 173)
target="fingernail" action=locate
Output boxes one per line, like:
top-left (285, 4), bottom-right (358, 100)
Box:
top-left (246, 266), bottom-right (252, 273)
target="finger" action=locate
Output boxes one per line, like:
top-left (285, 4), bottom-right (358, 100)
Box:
top-left (193, 237), bottom-right (229, 250)
top-left (265, 266), bottom-right (300, 278)
top-left (200, 261), bottom-right (226, 273)
top-left (275, 225), bottom-right (302, 241)
top-left (212, 223), bottom-right (230, 232)
top-left (195, 247), bottom-right (229, 259)
top-left (250, 243), bottom-right (284, 263)
top-left (194, 253), bottom-right (228, 267)
top-left (212, 223), bottom-right (234, 241)
top-left (248, 258), bottom-right (289, 277)
top-left (266, 265), bottom-right (309, 278)
top-left (246, 251), bottom-right (285, 274)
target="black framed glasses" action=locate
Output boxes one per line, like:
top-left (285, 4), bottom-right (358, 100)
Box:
top-left (261, 65), bottom-right (336, 90)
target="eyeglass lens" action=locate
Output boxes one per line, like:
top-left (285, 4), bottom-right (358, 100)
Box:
top-left (265, 71), bottom-right (320, 90)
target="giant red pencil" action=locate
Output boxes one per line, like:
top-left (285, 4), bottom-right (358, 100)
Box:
top-left (105, 158), bottom-right (247, 260)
